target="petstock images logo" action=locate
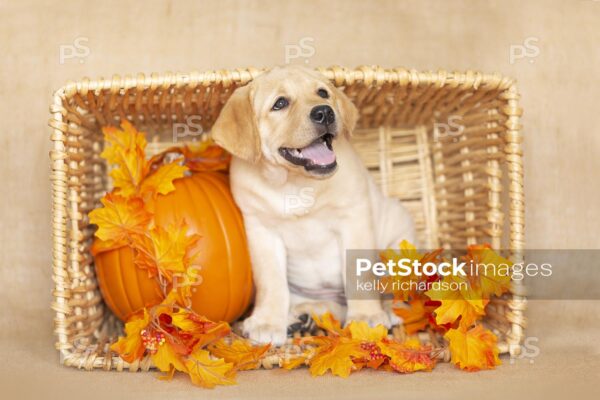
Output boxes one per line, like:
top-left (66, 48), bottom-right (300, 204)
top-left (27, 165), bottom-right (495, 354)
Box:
top-left (345, 248), bottom-right (600, 301)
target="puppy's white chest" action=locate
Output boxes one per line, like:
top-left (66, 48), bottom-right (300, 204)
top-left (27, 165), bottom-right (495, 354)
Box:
top-left (277, 216), bottom-right (344, 291)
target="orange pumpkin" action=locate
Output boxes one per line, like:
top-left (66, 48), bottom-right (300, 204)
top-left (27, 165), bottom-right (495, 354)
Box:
top-left (94, 172), bottom-right (254, 322)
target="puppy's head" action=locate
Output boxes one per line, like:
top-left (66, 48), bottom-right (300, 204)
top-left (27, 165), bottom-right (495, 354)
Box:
top-left (211, 66), bottom-right (358, 178)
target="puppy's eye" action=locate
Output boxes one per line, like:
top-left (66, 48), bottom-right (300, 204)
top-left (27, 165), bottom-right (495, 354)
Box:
top-left (317, 88), bottom-right (329, 99)
top-left (272, 97), bottom-right (289, 111)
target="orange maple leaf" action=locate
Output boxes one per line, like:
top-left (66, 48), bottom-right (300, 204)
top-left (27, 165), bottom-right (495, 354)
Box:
top-left (445, 325), bottom-right (501, 371)
top-left (208, 339), bottom-right (271, 371)
top-left (378, 338), bottom-right (435, 373)
top-left (153, 305), bottom-right (233, 387)
top-left (393, 299), bottom-right (436, 335)
top-left (147, 141), bottom-right (230, 174)
top-left (312, 312), bottom-right (348, 336)
top-left (184, 348), bottom-right (236, 388)
top-left (132, 222), bottom-right (200, 280)
top-left (288, 314), bottom-right (437, 376)
top-left (110, 308), bottom-right (150, 363)
top-left (181, 142), bottom-right (231, 172)
top-left (89, 193), bottom-right (151, 249)
top-left (380, 241), bottom-right (443, 301)
top-left (111, 301), bottom-right (238, 388)
top-left (308, 336), bottom-right (369, 378)
top-left (170, 309), bottom-right (231, 348)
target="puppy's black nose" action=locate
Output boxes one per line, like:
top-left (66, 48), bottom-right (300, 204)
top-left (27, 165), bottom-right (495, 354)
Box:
top-left (310, 105), bottom-right (335, 125)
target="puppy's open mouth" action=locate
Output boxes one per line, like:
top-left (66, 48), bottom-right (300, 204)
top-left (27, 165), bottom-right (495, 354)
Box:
top-left (278, 133), bottom-right (337, 174)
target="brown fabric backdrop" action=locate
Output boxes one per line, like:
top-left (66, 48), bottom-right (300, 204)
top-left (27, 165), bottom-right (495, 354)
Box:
top-left (1, 0), bottom-right (599, 398)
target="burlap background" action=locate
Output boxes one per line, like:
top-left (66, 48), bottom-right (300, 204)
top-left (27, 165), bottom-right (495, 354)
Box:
top-left (1, 0), bottom-right (599, 398)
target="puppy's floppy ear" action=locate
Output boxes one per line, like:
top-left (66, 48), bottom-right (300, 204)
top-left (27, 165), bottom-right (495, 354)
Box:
top-left (210, 83), bottom-right (261, 163)
top-left (334, 87), bottom-right (359, 137)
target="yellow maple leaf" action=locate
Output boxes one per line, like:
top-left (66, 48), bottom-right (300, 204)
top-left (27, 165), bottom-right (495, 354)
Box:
top-left (208, 339), bottom-right (271, 371)
top-left (378, 338), bottom-right (435, 373)
top-left (89, 193), bottom-right (151, 246)
top-left (140, 160), bottom-right (188, 199)
top-left (424, 244), bottom-right (510, 330)
top-left (133, 222), bottom-right (200, 280)
top-left (380, 241), bottom-right (442, 301)
top-left (312, 312), bottom-right (347, 336)
top-left (426, 282), bottom-right (486, 328)
top-left (102, 121), bottom-right (148, 196)
top-left (380, 241), bottom-right (423, 294)
top-left (281, 354), bottom-right (309, 370)
top-left (102, 121), bottom-right (189, 200)
top-left (348, 320), bottom-right (388, 342)
top-left (308, 336), bottom-right (368, 378)
top-left (101, 121), bottom-right (147, 165)
top-left (445, 325), bottom-right (501, 371)
top-left (464, 244), bottom-right (512, 298)
top-left (381, 240), bottom-right (423, 262)
top-left (152, 339), bottom-right (188, 374)
top-left (184, 348), bottom-right (236, 389)
top-left (110, 309), bottom-right (150, 363)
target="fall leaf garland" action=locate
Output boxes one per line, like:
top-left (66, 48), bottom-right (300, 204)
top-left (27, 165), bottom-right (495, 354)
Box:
top-left (91, 122), bottom-right (266, 387)
top-left (282, 241), bottom-right (511, 375)
top-left (91, 121), bottom-right (514, 388)
top-left (282, 314), bottom-right (436, 377)
top-left (111, 302), bottom-right (271, 388)
top-left (386, 241), bottom-right (511, 371)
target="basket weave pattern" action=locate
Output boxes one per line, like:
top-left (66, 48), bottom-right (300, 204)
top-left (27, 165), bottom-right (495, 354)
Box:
top-left (49, 66), bottom-right (526, 371)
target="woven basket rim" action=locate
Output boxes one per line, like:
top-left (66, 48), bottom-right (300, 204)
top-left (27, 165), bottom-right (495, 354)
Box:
top-left (51, 65), bottom-right (517, 101)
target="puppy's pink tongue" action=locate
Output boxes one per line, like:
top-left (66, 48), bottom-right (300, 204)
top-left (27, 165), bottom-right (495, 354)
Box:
top-left (300, 141), bottom-right (335, 165)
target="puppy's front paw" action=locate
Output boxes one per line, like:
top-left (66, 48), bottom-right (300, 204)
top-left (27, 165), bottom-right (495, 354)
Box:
top-left (242, 315), bottom-right (287, 346)
top-left (345, 310), bottom-right (392, 329)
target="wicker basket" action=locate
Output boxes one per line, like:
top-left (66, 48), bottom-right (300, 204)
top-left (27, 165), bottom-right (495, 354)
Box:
top-left (49, 66), bottom-right (526, 371)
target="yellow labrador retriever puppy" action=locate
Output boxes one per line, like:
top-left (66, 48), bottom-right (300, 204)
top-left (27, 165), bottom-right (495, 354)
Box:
top-left (211, 66), bottom-right (415, 345)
